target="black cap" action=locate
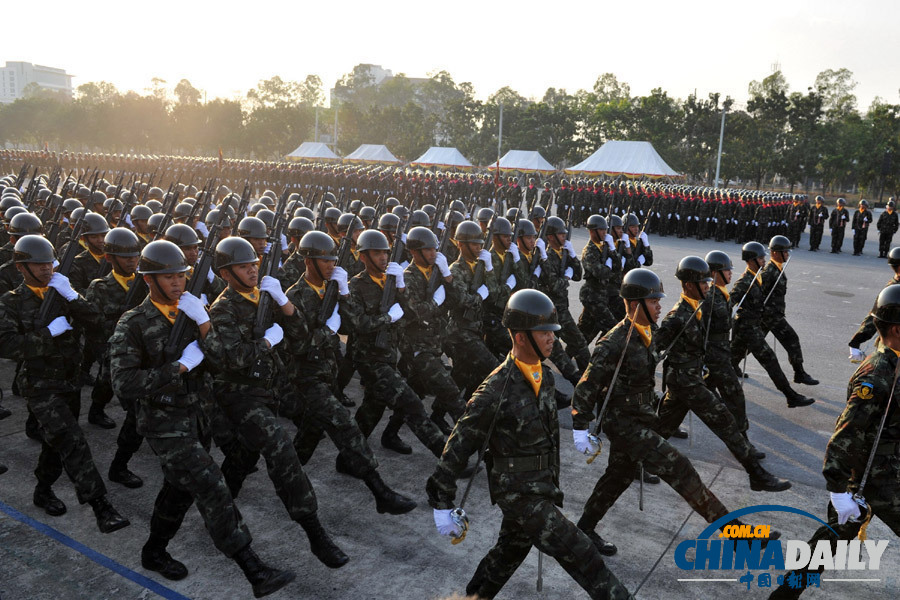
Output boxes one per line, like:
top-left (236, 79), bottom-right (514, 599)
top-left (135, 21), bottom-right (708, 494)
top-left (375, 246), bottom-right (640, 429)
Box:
top-left (502, 289), bottom-right (561, 331)
top-left (139, 240), bottom-right (189, 274)
top-left (104, 228), bottom-right (141, 256)
top-left (621, 268), bottom-right (665, 300)
top-left (675, 256), bottom-right (713, 283)
top-left (298, 231), bottom-right (338, 260)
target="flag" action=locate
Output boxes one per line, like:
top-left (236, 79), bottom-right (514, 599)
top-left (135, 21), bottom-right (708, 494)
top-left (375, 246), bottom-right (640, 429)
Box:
top-left (218, 147), bottom-right (223, 170)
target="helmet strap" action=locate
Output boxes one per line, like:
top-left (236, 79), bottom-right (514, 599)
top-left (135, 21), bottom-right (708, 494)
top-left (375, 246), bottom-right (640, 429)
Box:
top-left (525, 330), bottom-right (548, 361)
top-left (226, 265), bottom-right (252, 290)
top-left (639, 298), bottom-right (652, 324)
top-left (150, 274), bottom-right (176, 303)
top-left (312, 258), bottom-right (326, 283)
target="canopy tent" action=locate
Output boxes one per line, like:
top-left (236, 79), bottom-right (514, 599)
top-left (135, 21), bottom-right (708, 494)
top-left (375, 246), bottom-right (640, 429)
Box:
top-left (285, 142), bottom-right (340, 162)
top-left (344, 144), bottom-right (401, 164)
top-left (566, 140), bottom-right (680, 179)
top-left (410, 146), bottom-right (474, 170)
top-left (487, 150), bottom-right (556, 173)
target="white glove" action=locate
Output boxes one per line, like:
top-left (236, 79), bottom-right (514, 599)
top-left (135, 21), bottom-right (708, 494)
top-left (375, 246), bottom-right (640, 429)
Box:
top-left (195, 221), bottom-right (209, 237)
top-left (48, 273), bottom-right (78, 302)
top-left (478, 249), bottom-right (493, 271)
top-left (433, 284), bottom-right (446, 305)
top-left (506, 274), bottom-right (516, 289)
top-left (434, 252), bottom-right (451, 277)
top-left (281, 233), bottom-right (289, 252)
top-left (564, 267), bottom-right (574, 279)
top-left (667, 213), bottom-right (672, 218)
top-left (326, 303), bottom-right (341, 333)
top-left (386, 262), bottom-right (405, 288)
top-left (563, 240), bottom-right (576, 258)
top-left (263, 322), bottom-right (284, 347)
top-left (47, 316), bottom-right (73, 337)
top-left (331, 266), bottom-right (350, 296)
top-left (124, 214), bottom-right (133, 226)
top-left (640, 232), bottom-right (649, 246)
top-left (388, 302), bottom-right (404, 322)
top-left (620, 235), bottom-right (630, 248)
top-left (206, 268), bottom-right (215, 283)
top-left (638, 255), bottom-right (646, 265)
top-left (260, 275), bottom-right (288, 306)
top-left (573, 430), bottom-right (596, 455)
top-left (178, 292), bottom-right (209, 325)
top-left (437, 221), bottom-right (445, 231)
top-left (536, 238), bottom-right (548, 260)
top-left (508, 244), bottom-right (520, 262)
top-left (604, 258), bottom-right (613, 269)
top-left (533, 264), bottom-right (542, 278)
top-left (849, 347), bottom-right (864, 363)
top-left (200, 293), bottom-right (209, 305)
top-left (476, 284), bottom-right (489, 300)
top-left (830, 492), bottom-right (861, 525)
top-left (177, 340), bottom-right (204, 372)
top-left (433, 509), bottom-right (462, 537)
top-left (401, 233), bottom-right (407, 243)
top-left (675, 214), bottom-right (680, 220)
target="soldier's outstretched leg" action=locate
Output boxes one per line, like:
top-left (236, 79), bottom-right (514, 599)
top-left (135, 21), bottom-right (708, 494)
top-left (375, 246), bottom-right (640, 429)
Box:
top-left (578, 302), bottom-right (617, 346)
top-left (765, 316), bottom-right (818, 385)
top-left (87, 356), bottom-right (116, 429)
top-left (406, 350), bottom-right (466, 435)
top-left (108, 397), bottom-right (144, 489)
top-left (731, 327), bottom-right (814, 407)
top-left (558, 307), bottom-right (591, 371)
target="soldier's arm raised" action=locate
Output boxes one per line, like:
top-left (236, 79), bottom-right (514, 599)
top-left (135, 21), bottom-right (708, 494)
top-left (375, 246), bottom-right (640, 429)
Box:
top-left (572, 335), bottom-right (619, 430)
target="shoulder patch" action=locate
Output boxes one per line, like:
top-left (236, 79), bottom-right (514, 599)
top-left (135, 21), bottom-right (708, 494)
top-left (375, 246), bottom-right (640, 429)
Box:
top-left (854, 382), bottom-right (874, 400)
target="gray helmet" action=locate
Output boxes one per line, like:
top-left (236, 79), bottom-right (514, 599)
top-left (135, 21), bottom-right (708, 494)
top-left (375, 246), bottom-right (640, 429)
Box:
top-left (609, 215), bottom-right (624, 228)
top-left (741, 242), bottom-right (768, 261)
top-left (359, 206), bottom-right (376, 221)
top-left (237, 216), bottom-right (268, 239)
top-left (14, 235), bottom-right (55, 263)
top-left (888, 247), bottom-right (900, 267)
top-left (82, 212), bottom-right (111, 236)
top-left (104, 228), bottom-right (142, 257)
top-left (502, 289), bottom-right (561, 331)
top-left (455, 221), bottom-right (484, 244)
top-left (131, 205), bottom-right (153, 221)
top-left (621, 268), bottom-right (666, 300)
top-left (294, 207), bottom-right (315, 220)
top-left (675, 256), bottom-right (713, 283)
top-left (406, 226), bottom-right (438, 251)
top-left (409, 210), bottom-right (430, 228)
top-left (587, 215), bottom-right (608, 230)
top-left (215, 237), bottom-right (259, 270)
top-left (164, 223), bottom-right (201, 247)
top-left (491, 217), bottom-right (513, 236)
top-left (138, 240), bottom-right (188, 274)
top-left (298, 231), bottom-right (338, 260)
top-left (516, 219), bottom-right (538, 237)
top-left (391, 205), bottom-right (410, 220)
top-left (9, 212), bottom-right (43, 236)
top-left (476, 207), bottom-right (494, 222)
top-left (769, 235), bottom-right (791, 252)
top-left (337, 213), bottom-right (363, 234)
top-left (357, 229), bottom-right (391, 252)
top-left (530, 205), bottom-right (546, 219)
top-left (704, 250), bottom-right (733, 273)
top-left (624, 213), bottom-right (640, 228)
top-left (544, 216), bottom-right (567, 236)
top-left (324, 207), bottom-right (342, 224)
top-left (874, 285), bottom-right (900, 325)
top-left (377, 213), bottom-right (400, 233)
top-left (288, 217), bottom-right (315, 238)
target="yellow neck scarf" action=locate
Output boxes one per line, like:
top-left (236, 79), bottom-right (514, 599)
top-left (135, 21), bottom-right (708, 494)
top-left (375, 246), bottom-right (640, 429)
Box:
top-left (512, 354), bottom-right (543, 397)
top-left (716, 285), bottom-right (730, 302)
top-left (680, 293), bottom-right (703, 321)
top-left (27, 285), bottom-right (48, 300)
top-left (151, 299), bottom-right (178, 325)
top-left (416, 263), bottom-right (433, 279)
top-left (112, 271), bottom-right (135, 292)
top-left (305, 276), bottom-right (326, 298)
top-left (369, 272), bottom-right (386, 288)
top-left (771, 259), bottom-right (784, 271)
top-left (627, 317), bottom-right (652, 347)
top-left (237, 287), bottom-right (260, 305)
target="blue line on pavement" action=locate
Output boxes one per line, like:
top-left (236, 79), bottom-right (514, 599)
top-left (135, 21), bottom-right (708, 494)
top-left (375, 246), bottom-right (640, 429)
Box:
top-left (0, 499), bottom-right (191, 600)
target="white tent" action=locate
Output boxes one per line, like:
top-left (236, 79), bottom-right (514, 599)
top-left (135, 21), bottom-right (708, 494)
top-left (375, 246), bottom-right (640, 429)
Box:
top-left (344, 144), bottom-right (401, 164)
top-left (285, 142), bottom-right (340, 162)
top-left (566, 140), bottom-right (680, 178)
top-left (410, 146), bottom-right (474, 169)
top-left (487, 150), bottom-right (556, 173)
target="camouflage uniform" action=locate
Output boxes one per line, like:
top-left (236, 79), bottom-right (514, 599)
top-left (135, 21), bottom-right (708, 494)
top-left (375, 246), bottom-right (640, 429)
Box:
top-left (109, 296), bottom-right (251, 557)
top-left (848, 275), bottom-right (900, 353)
top-left (539, 246), bottom-right (591, 376)
top-left (0, 283), bottom-right (108, 502)
top-left (0, 259), bottom-right (22, 294)
top-left (704, 286), bottom-right (748, 432)
top-left (69, 249), bottom-right (107, 293)
top-left (277, 250), bottom-right (305, 290)
top-left (427, 356), bottom-right (633, 600)
top-left (203, 286), bottom-right (318, 521)
top-left (481, 248), bottom-right (515, 358)
top-left (577, 238), bottom-right (618, 345)
top-left (758, 261), bottom-right (807, 377)
top-left (573, 319), bottom-right (729, 532)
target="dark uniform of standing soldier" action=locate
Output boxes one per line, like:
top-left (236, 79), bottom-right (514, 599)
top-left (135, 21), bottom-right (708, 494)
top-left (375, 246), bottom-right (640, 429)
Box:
top-left (108, 240), bottom-right (295, 595)
top-left (427, 289), bottom-right (634, 600)
top-left (852, 199), bottom-right (874, 255)
top-left (770, 286), bottom-right (900, 599)
top-left (577, 215), bottom-right (618, 344)
top-left (829, 197), bottom-right (850, 253)
top-left (848, 247), bottom-right (900, 362)
top-left (0, 235), bottom-right (130, 531)
top-left (807, 196), bottom-right (829, 251)
top-left (481, 217), bottom-right (517, 358)
top-left (876, 198), bottom-right (898, 258)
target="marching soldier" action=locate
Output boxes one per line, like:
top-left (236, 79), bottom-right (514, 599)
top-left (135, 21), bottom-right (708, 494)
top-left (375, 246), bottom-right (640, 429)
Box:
top-left (577, 215), bottom-right (618, 344)
top-left (876, 198), bottom-right (898, 258)
top-left (0, 235), bottom-right (130, 532)
top-left (427, 289), bottom-right (634, 600)
top-left (807, 196), bottom-right (829, 251)
top-left (829, 197), bottom-right (849, 253)
top-left (851, 199), bottom-right (874, 255)
top-left (848, 246), bottom-right (900, 362)
top-left (482, 217), bottom-right (517, 358)
top-left (108, 240), bottom-right (295, 594)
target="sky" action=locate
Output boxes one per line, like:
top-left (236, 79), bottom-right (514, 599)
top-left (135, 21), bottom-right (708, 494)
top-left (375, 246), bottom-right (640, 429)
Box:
top-left (6, 0), bottom-right (899, 110)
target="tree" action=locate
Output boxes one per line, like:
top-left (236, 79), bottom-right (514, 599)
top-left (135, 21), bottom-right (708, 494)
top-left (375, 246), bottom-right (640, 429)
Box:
top-left (174, 79), bottom-right (202, 106)
top-left (299, 75), bottom-right (324, 106)
top-left (747, 70), bottom-right (790, 187)
top-left (246, 76), bottom-right (303, 110)
top-left (815, 68), bottom-right (857, 119)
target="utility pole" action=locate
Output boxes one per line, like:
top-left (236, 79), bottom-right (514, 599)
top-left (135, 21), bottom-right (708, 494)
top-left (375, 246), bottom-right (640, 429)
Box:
top-left (333, 106), bottom-right (338, 150)
top-left (498, 102), bottom-right (503, 160)
top-left (714, 105), bottom-right (727, 188)
top-left (314, 106), bottom-right (319, 143)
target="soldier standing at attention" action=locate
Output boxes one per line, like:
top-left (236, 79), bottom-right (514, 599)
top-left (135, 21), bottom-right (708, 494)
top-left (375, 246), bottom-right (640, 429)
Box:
top-left (109, 240), bottom-right (295, 594)
top-left (807, 196), bottom-right (829, 252)
top-left (876, 198), bottom-right (898, 258)
top-left (427, 289), bottom-right (634, 600)
top-left (829, 197), bottom-right (850, 253)
top-left (851, 199), bottom-right (874, 255)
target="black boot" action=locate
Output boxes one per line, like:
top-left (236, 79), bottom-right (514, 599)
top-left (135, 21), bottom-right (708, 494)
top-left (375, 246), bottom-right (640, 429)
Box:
top-left (109, 453), bottom-right (143, 489)
top-left (334, 453), bottom-right (362, 479)
top-left (732, 362), bottom-right (750, 378)
top-left (334, 388), bottom-right (355, 408)
top-left (672, 426), bottom-right (689, 439)
top-left (0, 463), bottom-right (6, 475)
top-left (141, 536), bottom-right (188, 581)
top-left (380, 421), bottom-right (412, 455)
top-left (743, 433), bottom-right (766, 460)
top-left (88, 496), bottom-right (130, 533)
top-left (785, 389), bottom-right (815, 408)
top-left (576, 517), bottom-right (617, 556)
top-left (746, 462), bottom-right (792, 492)
top-left (25, 413), bottom-right (41, 441)
top-left (0, 403), bottom-right (10, 420)
top-left (299, 514), bottom-right (349, 568)
top-left (793, 370), bottom-right (819, 386)
top-left (635, 466), bottom-right (660, 484)
top-left (364, 472), bottom-right (417, 515)
top-left (88, 404), bottom-right (116, 429)
top-left (33, 484), bottom-right (66, 516)
top-left (430, 410), bottom-right (454, 436)
top-left (233, 545), bottom-right (296, 598)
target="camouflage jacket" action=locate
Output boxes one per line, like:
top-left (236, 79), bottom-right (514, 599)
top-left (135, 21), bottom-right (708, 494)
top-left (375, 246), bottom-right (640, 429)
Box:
top-left (579, 238), bottom-right (615, 305)
top-left (514, 248), bottom-right (543, 292)
top-left (346, 270), bottom-right (408, 365)
top-left (284, 278), bottom-right (345, 382)
top-left (823, 342), bottom-right (900, 493)
top-left (730, 268), bottom-right (765, 326)
top-left (483, 249), bottom-right (515, 320)
top-left (705, 286), bottom-right (734, 366)
top-left (759, 261), bottom-right (787, 318)
top-left (84, 272), bottom-right (148, 346)
top-left (0, 242), bottom-right (13, 267)
top-left (278, 250), bottom-right (304, 290)
top-left (190, 269), bottom-right (226, 305)
top-left (656, 297), bottom-right (707, 388)
top-left (69, 249), bottom-right (107, 293)
top-left (0, 259), bottom-right (22, 295)
top-left (447, 258), bottom-right (499, 336)
top-left (204, 286), bottom-right (306, 394)
top-left (538, 247), bottom-right (582, 308)
top-left (849, 276), bottom-right (900, 350)
top-left (427, 355), bottom-right (562, 509)
top-left (0, 283), bottom-right (99, 396)
top-left (109, 296), bottom-right (206, 438)
top-left (572, 318), bottom-right (659, 432)
top-left (400, 262), bottom-right (454, 354)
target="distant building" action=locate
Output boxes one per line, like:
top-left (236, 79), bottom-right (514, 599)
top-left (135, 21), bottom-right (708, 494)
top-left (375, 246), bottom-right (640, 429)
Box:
top-left (0, 61), bottom-right (74, 103)
top-left (329, 63), bottom-right (429, 106)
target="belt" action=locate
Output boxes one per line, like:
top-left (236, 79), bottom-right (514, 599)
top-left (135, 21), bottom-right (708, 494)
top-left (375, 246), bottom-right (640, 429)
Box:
top-left (708, 332), bottom-right (730, 342)
top-left (875, 441), bottom-right (900, 456)
top-left (491, 453), bottom-right (552, 474)
top-left (613, 390), bottom-right (656, 405)
top-left (667, 358), bottom-right (703, 370)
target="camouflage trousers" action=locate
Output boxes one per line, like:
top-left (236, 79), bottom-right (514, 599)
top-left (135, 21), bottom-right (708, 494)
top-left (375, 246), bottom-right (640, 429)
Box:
top-left (285, 379), bottom-right (379, 479)
top-left (578, 300), bottom-right (617, 347)
top-left (146, 433), bottom-right (251, 557)
top-left (111, 396), bottom-right (144, 466)
top-left (217, 391), bottom-right (317, 522)
top-left (354, 362), bottom-right (446, 457)
top-left (657, 377), bottom-right (754, 466)
top-left (705, 354), bottom-right (749, 433)
top-left (772, 487), bottom-right (900, 598)
top-left (29, 391), bottom-right (106, 503)
top-left (445, 331), bottom-right (501, 398)
top-left (580, 420), bottom-right (728, 529)
top-left (466, 496), bottom-right (633, 600)
top-left (761, 314), bottom-right (806, 374)
top-left (483, 317), bottom-right (512, 359)
top-left (556, 306), bottom-right (590, 370)
top-left (853, 229), bottom-right (869, 254)
top-left (404, 350), bottom-right (465, 420)
top-left (730, 323), bottom-right (794, 395)
top-left (89, 352), bottom-right (115, 408)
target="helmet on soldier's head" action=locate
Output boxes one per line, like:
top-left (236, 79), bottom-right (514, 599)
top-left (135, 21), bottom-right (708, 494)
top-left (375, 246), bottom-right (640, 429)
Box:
top-left (324, 207), bottom-right (341, 224)
top-left (147, 186), bottom-right (164, 201)
top-left (90, 190), bottom-right (106, 207)
top-left (104, 228), bottom-right (141, 256)
top-left (530, 205), bottom-right (546, 219)
top-left (145, 199), bottom-right (163, 213)
top-left (14, 235), bottom-right (55, 263)
top-left (173, 202), bottom-right (193, 220)
top-left (391, 205), bottom-right (410, 220)
top-left (888, 247), bottom-right (900, 267)
top-left (454, 221), bottom-right (485, 244)
top-left (377, 213), bottom-right (400, 233)
top-left (769, 235), bottom-right (791, 252)
top-left (294, 207), bottom-right (315, 220)
top-left (860, 199), bottom-right (869, 208)
top-left (889, 199), bottom-right (896, 208)
top-left (516, 219), bottom-right (538, 237)
top-left (349, 199), bottom-right (363, 214)
top-left (256, 209), bottom-right (275, 229)
top-left (491, 217), bottom-right (513, 237)
top-left (298, 231), bottom-right (338, 260)
top-left (62, 198), bottom-right (82, 214)
top-left (215, 237), bottom-right (259, 270)
top-left (704, 251), bottom-right (733, 272)
top-left (82, 212), bottom-right (111, 236)
top-left (815, 195), bottom-right (824, 203)
top-left (609, 215), bottom-right (624, 229)
top-left (741, 241), bottom-right (768, 261)
top-left (874, 285), bottom-right (900, 325)
top-left (502, 289), bottom-right (560, 331)
top-left (356, 229), bottom-right (391, 252)
top-left (621, 268), bottom-right (665, 300)
top-left (544, 216), bottom-right (567, 236)
top-left (205, 208), bottom-right (231, 230)
top-left (476, 207), bottom-right (494, 222)
top-left (358, 206), bottom-right (376, 221)
top-left (421, 204), bottom-right (436, 219)
top-left (9, 212), bottom-right (42, 235)
top-left (406, 226), bottom-right (439, 251)
top-left (409, 210), bottom-right (430, 228)
top-left (237, 216), bottom-right (267, 239)
top-left (449, 200), bottom-right (467, 214)
top-left (337, 213), bottom-right (363, 234)
top-left (505, 207), bottom-right (520, 221)
top-left (624, 214), bottom-right (640, 228)
top-left (837, 198), bottom-right (846, 206)
top-left (131, 205), bottom-right (152, 221)
top-left (586, 215), bottom-right (608, 230)
top-left (164, 223), bottom-right (200, 248)
top-left (385, 197), bottom-right (400, 209)
top-left (139, 240), bottom-right (188, 274)
top-left (322, 192), bottom-right (337, 206)
top-left (288, 217), bottom-right (314, 238)
top-left (675, 256), bottom-right (713, 283)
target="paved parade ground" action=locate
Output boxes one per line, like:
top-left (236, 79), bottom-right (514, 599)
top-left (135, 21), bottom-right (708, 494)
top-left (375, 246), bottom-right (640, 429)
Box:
top-left (0, 224), bottom-right (897, 599)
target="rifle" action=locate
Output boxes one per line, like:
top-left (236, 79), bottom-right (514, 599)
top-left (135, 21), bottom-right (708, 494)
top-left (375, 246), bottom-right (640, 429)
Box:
top-left (470, 212), bottom-right (497, 292)
top-left (499, 207), bottom-right (522, 286)
top-left (315, 189), bottom-right (329, 232)
top-left (559, 204), bottom-right (574, 273)
top-left (526, 216), bottom-right (549, 288)
top-left (318, 215), bottom-right (361, 323)
top-left (34, 210), bottom-right (87, 329)
top-left (426, 206), bottom-right (454, 296)
top-left (151, 187), bottom-right (182, 242)
top-left (116, 179), bottom-right (140, 228)
top-left (230, 181), bottom-right (251, 237)
top-left (252, 187), bottom-right (291, 355)
top-left (44, 195), bottom-right (66, 247)
top-left (13, 163), bottom-right (29, 189)
top-left (374, 214), bottom-right (411, 349)
top-left (21, 167), bottom-right (40, 209)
